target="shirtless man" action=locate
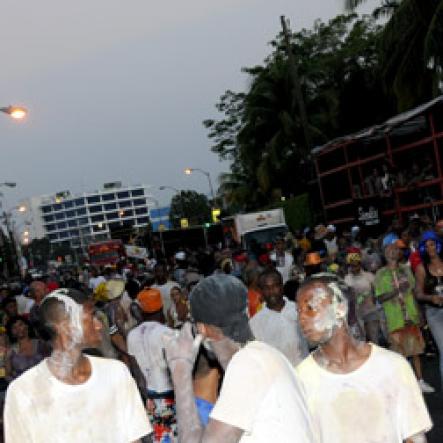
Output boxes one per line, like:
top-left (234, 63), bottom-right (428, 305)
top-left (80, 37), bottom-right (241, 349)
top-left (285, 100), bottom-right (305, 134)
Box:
top-left (296, 276), bottom-right (432, 443)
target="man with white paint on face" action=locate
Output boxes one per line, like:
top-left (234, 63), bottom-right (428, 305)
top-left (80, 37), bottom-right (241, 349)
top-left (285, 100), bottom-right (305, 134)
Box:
top-left (4, 288), bottom-right (152, 443)
top-left (163, 273), bottom-right (315, 443)
top-left (295, 276), bottom-right (432, 443)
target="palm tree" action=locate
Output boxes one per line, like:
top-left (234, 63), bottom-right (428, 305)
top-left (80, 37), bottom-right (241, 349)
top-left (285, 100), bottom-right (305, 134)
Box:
top-left (346, 0), bottom-right (443, 110)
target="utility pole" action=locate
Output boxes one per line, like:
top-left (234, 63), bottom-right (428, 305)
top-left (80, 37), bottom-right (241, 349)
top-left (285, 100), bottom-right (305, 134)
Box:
top-left (280, 15), bottom-right (311, 160)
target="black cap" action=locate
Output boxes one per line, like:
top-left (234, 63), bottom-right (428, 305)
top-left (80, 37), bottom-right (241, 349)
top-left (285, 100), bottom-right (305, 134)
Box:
top-left (190, 274), bottom-right (253, 344)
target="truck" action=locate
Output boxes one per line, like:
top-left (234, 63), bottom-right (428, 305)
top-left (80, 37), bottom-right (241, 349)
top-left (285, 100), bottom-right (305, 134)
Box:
top-left (225, 208), bottom-right (289, 251)
top-left (88, 239), bottom-right (126, 267)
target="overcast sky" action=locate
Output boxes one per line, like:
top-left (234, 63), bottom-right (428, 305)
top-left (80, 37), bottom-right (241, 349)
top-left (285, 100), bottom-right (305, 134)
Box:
top-left (0, 0), bottom-right (378, 208)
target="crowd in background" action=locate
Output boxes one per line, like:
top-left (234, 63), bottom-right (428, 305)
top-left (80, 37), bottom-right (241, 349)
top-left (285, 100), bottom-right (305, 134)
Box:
top-left (0, 212), bottom-right (442, 441)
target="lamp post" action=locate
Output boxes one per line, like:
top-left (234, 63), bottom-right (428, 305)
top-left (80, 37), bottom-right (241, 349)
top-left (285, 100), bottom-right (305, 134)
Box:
top-left (184, 167), bottom-right (215, 202)
top-left (0, 106), bottom-right (27, 120)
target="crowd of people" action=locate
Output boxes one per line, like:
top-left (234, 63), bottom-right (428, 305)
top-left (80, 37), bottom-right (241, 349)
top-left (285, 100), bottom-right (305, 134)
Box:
top-left (0, 213), bottom-right (441, 441)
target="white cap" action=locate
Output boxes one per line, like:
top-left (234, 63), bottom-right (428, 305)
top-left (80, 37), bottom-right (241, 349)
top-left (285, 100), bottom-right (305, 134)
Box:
top-left (175, 251), bottom-right (186, 261)
top-left (326, 224), bottom-right (336, 233)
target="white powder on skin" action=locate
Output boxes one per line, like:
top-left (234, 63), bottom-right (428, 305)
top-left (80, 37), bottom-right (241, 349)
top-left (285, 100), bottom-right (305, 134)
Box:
top-left (44, 290), bottom-right (85, 378)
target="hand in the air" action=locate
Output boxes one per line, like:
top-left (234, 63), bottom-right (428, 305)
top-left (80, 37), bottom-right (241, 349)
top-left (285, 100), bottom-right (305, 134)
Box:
top-left (163, 322), bottom-right (202, 372)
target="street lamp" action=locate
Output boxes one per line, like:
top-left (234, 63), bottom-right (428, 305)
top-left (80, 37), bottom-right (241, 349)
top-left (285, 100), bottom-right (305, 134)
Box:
top-left (184, 167), bottom-right (215, 202)
top-left (0, 106), bottom-right (27, 120)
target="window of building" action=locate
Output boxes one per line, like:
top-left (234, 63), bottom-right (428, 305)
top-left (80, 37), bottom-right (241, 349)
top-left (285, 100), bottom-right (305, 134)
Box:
top-left (42, 205), bottom-right (52, 214)
top-left (135, 207), bottom-right (147, 215)
top-left (59, 231), bottom-right (69, 239)
top-left (63, 201), bottom-right (74, 209)
top-left (131, 189), bottom-right (144, 197)
top-left (87, 195), bottom-right (101, 204)
top-left (68, 220), bottom-right (78, 227)
top-left (46, 224), bottom-right (56, 232)
top-left (69, 230), bottom-right (79, 238)
top-left (102, 193), bottom-right (115, 201)
top-left (77, 208), bottom-right (86, 216)
top-left (122, 219), bottom-right (134, 227)
top-left (55, 213), bottom-right (65, 220)
top-left (81, 227), bottom-right (91, 234)
top-left (48, 233), bottom-right (58, 240)
top-left (91, 214), bottom-right (104, 222)
top-left (121, 209), bottom-right (133, 217)
top-left (89, 205), bottom-right (102, 213)
top-left (117, 191), bottom-right (130, 199)
top-left (93, 224), bottom-right (106, 232)
top-left (57, 222), bottom-right (67, 230)
top-left (137, 217), bottom-right (149, 225)
top-left (106, 212), bottom-right (119, 220)
top-left (108, 222), bottom-right (120, 229)
top-left (119, 200), bottom-right (131, 208)
top-left (78, 217), bottom-right (88, 225)
top-left (133, 198), bottom-right (146, 206)
top-left (74, 198), bottom-right (85, 206)
top-left (52, 203), bottom-right (62, 211)
top-left (104, 203), bottom-right (117, 211)
top-left (43, 215), bottom-right (54, 222)
top-left (66, 210), bottom-right (76, 218)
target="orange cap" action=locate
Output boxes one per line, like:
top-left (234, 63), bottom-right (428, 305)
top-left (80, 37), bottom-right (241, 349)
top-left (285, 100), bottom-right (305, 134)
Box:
top-left (395, 239), bottom-right (408, 249)
top-left (304, 252), bottom-right (323, 266)
top-left (137, 288), bottom-right (163, 313)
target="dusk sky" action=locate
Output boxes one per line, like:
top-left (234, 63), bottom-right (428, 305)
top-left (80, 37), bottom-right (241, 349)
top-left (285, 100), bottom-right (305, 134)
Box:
top-left (0, 0), bottom-right (377, 209)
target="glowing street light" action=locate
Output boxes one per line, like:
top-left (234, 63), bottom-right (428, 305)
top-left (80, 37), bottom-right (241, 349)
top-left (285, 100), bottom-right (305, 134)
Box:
top-left (17, 205), bottom-right (26, 213)
top-left (0, 106), bottom-right (27, 120)
top-left (184, 167), bottom-right (215, 201)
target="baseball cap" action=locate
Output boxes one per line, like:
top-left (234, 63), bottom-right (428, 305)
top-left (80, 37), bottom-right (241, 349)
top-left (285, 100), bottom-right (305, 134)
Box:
top-left (137, 288), bottom-right (163, 313)
top-left (190, 274), bottom-right (252, 344)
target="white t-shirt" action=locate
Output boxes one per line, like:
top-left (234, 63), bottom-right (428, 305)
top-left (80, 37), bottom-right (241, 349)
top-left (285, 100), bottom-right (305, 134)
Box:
top-left (152, 281), bottom-right (177, 315)
top-left (296, 344), bottom-right (432, 443)
top-left (249, 298), bottom-right (308, 367)
top-left (210, 341), bottom-right (315, 443)
top-left (4, 355), bottom-right (151, 443)
top-left (324, 237), bottom-right (338, 256)
top-left (269, 252), bottom-right (293, 284)
top-left (344, 271), bottom-right (374, 297)
top-left (88, 275), bottom-right (106, 291)
top-left (15, 294), bottom-right (35, 315)
top-left (127, 321), bottom-right (175, 393)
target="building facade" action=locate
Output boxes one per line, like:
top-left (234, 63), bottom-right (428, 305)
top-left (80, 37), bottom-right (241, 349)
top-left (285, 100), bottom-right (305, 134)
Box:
top-left (37, 182), bottom-right (154, 250)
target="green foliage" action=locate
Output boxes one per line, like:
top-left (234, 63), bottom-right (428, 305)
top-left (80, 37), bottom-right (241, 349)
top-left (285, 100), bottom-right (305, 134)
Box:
top-left (347, 0), bottom-right (443, 110)
top-left (169, 190), bottom-right (211, 228)
top-left (207, 14), bottom-right (392, 212)
top-left (274, 194), bottom-right (314, 232)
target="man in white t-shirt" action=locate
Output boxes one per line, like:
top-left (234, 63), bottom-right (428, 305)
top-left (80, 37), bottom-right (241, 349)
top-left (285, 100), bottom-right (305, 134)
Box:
top-left (127, 290), bottom-right (177, 441)
top-left (295, 276), bottom-right (432, 443)
top-left (88, 267), bottom-right (106, 291)
top-left (269, 237), bottom-right (294, 284)
top-left (4, 288), bottom-right (151, 443)
top-left (250, 269), bottom-right (308, 366)
top-left (344, 251), bottom-right (380, 344)
top-left (164, 274), bottom-right (315, 443)
top-left (152, 263), bottom-right (177, 315)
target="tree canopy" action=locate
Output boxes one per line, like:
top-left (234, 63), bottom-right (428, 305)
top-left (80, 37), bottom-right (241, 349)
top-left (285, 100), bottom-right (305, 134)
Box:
top-left (169, 190), bottom-right (211, 228)
top-left (205, 14), bottom-right (394, 211)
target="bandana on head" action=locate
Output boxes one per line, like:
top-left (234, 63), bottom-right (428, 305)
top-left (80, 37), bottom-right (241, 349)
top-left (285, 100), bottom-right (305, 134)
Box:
top-left (346, 252), bottom-right (361, 265)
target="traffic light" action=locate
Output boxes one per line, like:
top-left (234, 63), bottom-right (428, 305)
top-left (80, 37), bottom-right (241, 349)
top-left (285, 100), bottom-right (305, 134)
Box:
top-left (211, 208), bottom-right (221, 223)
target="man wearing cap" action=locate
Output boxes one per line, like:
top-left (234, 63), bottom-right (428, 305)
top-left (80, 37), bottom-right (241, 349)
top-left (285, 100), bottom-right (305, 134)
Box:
top-left (4, 288), bottom-right (152, 442)
top-left (324, 225), bottom-right (338, 258)
top-left (312, 225), bottom-right (328, 257)
top-left (344, 251), bottom-right (380, 344)
top-left (249, 269), bottom-right (308, 366)
top-left (128, 287), bottom-right (177, 442)
top-left (269, 237), bottom-right (294, 284)
top-left (163, 274), bottom-right (315, 443)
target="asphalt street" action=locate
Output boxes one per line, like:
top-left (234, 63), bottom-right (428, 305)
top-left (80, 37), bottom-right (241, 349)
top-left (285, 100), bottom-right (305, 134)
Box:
top-left (422, 355), bottom-right (442, 443)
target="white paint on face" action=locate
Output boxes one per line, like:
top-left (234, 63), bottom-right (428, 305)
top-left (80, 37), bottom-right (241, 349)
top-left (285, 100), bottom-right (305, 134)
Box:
top-left (44, 291), bottom-right (84, 343)
top-left (309, 285), bottom-right (345, 343)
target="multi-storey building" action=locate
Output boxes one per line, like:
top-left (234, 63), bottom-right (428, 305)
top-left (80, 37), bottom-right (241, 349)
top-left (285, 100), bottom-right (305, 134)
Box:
top-left (38, 182), bottom-right (154, 250)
